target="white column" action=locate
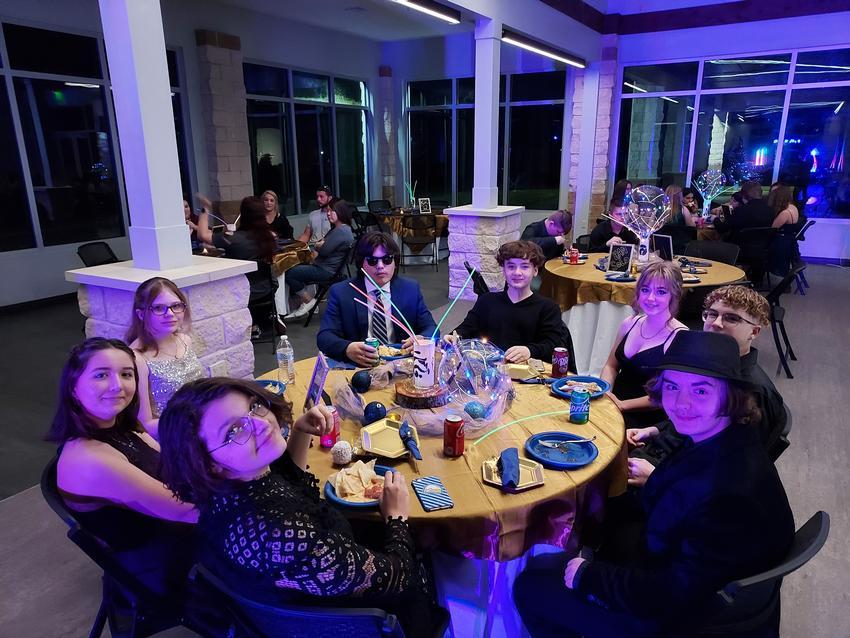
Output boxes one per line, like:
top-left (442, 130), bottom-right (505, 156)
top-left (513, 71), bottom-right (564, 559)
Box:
top-left (472, 18), bottom-right (501, 210)
top-left (98, 0), bottom-right (191, 270)
top-left (574, 63), bottom-right (601, 234)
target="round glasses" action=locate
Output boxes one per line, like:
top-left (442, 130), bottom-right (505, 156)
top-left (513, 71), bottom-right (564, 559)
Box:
top-left (209, 400), bottom-right (271, 453)
top-left (149, 302), bottom-right (186, 316)
top-left (702, 309), bottom-right (758, 326)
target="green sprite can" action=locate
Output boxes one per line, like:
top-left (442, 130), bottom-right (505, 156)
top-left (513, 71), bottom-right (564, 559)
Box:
top-left (569, 388), bottom-right (590, 424)
top-left (365, 337), bottom-right (381, 366)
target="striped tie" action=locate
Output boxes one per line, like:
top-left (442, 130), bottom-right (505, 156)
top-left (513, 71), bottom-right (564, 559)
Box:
top-left (371, 289), bottom-right (390, 345)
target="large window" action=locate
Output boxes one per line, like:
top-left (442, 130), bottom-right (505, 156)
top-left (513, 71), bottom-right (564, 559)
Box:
top-left (0, 82), bottom-right (33, 251)
top-left (616, 47), bottom-right (850, 217)
top-left (167, 49), bottom-right (195, 200)
top-left (407, 71), bottom-right (567, 210)
top-left (244, 64), bottom-right (369, 212)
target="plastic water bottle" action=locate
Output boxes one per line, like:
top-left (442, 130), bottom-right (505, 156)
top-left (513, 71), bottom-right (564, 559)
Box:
top-left (276, 336), bottom-right (296, 385)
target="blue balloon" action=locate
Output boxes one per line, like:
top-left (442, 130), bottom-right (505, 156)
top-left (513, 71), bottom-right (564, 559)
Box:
top-left (351, 370), bottom-right (372, 394)
top-left (464, 400), bottom-right (486, 420)
top-left (363, 401), bottom-right (387, 425)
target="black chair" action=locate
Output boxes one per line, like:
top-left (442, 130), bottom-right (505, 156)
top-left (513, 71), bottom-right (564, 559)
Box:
top-left (367, 199), bottom-right (393, 215)
top-left (464, 261), bottom-right (490, 296)
top-left (249, 262), bottom-right (285, 353)
top-left (400, 215), bottom-right (438, 272)
top-left (77, 241), bottom-right (119, 267)
top-left (658, 224), bottom-right (697, 256)
top-left (765, 263), bottom-right (805, 379)
top-left (190, 563), bottom-right (434, 638)
top-left (696, 511), bottom-right (830, 636)
top-left (684, 240), bottom-right (740, 265)
top-left (737, 227), bottom-right (777, 288)
top-left (575, 234), bottom-right (591, 253)
top-left (793, 219), bottom-right (816, 295)
top-left (354, 210), bottom-right (391, 235)
top-left (304, 244), bottom-right (354, 327)
top-left (40, 457), bottom-right (190, 638)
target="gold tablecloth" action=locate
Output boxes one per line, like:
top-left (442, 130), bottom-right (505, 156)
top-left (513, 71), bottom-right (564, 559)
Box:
top-left (260, 358), bottom-right (628, 562)
top-left (540, 257), bottom-right (746, 312)
top-left (697, 226), bottom-right (722, 242)
top-left (373, 213), bottom-right (449, 253)
top-left (271, 241), bottom-right (313, 278)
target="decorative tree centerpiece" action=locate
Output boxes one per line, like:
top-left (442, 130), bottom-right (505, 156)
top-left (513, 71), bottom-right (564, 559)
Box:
top-left (692, 169), bottom-right (730, 218)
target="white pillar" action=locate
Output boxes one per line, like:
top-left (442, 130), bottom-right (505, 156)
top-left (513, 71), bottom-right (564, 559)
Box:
top-left (98, 0), bottom-right (191, 270)
top-left (574, 63), bottom-right (601, 234)
top-left (472, 18), bottom-right (501, 210)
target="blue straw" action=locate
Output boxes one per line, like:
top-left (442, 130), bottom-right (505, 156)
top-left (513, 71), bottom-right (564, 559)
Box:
top-left (432, 267), bottom-right (475, 341)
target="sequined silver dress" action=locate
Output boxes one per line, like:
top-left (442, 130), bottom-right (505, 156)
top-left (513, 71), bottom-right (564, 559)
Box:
top-left (143, 344), bottom-right (205, 417)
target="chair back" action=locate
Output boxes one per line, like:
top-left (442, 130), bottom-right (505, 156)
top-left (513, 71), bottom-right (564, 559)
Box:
top-left (683, 240), bottom-right (740, 265)
top-left (77, 241), bottom-right (119, 267)
top-left (367, 199), bottom-right (393, 214)
top-left (658, 224), bottom-right (697, 255)
top-left (737, 226), bottom-right (776, 262)
top-left (401, 214), bottom-right (437, 248)
top-left (575, 234), bottom-right (591, 253)
top-left (766, 263), bottom-right (805, 306)
top-left (795, 218), bottom-right (816, 241)
top-left (464, 261), bottom-right (490, 296)
top-left (332, 244), bottom-right (354, 280)
top-left (189, 564), bottom-right (405, 638)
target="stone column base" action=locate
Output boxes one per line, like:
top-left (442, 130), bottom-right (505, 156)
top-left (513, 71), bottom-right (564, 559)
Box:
top-left (444, 205), bottom-right (524, 300)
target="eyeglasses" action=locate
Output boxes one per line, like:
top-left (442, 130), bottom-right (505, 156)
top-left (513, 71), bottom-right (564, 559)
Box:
top-left (702, 309), bottom-right (759, 326)
top-left (149, 302), bottom-right (186, 316)
top-left (209, 400), bottom-right (270, 453)
top-left (365, 255), bottom-right (395, 267)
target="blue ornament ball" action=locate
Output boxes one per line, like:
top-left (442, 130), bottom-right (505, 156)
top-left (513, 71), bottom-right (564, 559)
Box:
top-left (363, 401), bottom-right (387, 425)
top-left (351, 370), bottom-right (372, 394)
top-left (464, 400), bottom-right (486, 420)
top-left (481, 367), bottom-right (499, 386)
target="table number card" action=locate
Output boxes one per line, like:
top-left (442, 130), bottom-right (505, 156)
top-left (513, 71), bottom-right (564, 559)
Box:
top-left (418, 197), bottom-right (432, 214)
top-left (607, 244), bottom-right (635, 273)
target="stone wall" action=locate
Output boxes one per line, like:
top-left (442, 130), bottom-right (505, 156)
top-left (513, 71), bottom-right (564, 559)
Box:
top-left (78, 274), bottom-right (255, 379)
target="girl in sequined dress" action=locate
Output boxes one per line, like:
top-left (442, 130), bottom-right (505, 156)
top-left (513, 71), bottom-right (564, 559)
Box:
top-left (127, 277), bottom-right (206, 439)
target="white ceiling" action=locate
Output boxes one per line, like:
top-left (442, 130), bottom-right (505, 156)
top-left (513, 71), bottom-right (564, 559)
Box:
top-left (605, 0), bottom-right (739, 14)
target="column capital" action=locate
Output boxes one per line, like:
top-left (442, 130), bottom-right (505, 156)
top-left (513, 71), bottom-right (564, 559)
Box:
top-left (474, 17), bottom-right (502, 40)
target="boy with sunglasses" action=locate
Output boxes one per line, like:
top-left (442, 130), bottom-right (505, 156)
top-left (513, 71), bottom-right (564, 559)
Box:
top-left (317, 232), bottom-right (438, 367)
top-left (627, 285), bottom-right (787, 484)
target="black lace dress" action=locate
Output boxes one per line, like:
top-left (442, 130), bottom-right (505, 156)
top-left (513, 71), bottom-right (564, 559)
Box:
top-left (199, 453), bottom-right (436, 637)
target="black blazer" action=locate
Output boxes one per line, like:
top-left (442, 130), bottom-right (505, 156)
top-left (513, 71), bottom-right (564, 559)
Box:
top-left (713, 199), bottom-right (774, 241)
top-left (520, 220), bottom-right (562, 260)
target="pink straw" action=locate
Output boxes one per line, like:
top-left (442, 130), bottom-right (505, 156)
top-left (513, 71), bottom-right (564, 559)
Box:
top-left (352, 296), bottom-right (415, 340)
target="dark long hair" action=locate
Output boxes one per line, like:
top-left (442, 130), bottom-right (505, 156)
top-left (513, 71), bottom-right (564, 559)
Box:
top-left (125, 277), bottom-right (192, 354)
top-left (158, 377), bottom-right (293, 505)
top-left (46, 338), bottom-right (141, 444)
top-left (237, 196), bottom-right (276, 262)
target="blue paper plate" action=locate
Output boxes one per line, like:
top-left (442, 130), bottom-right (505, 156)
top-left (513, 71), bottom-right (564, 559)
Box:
top-left (324, 465), bottom-right (394, 508)
top-left (255, 379), bottom-right (286, 395)
top-left (381, 343), bottom-right (412, 361)
top-left (604, 273), bottom-right (636, 283)
top-left (550, 376), bottom-right (610, 400)
top-left (525, 432), bottom-right (599, 470)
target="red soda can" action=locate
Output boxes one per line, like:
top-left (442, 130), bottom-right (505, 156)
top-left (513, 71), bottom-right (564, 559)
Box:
top-left (320, 406), bottom-right (341, 448)
top-left (569, 247), bottom-right (579, 264)
top-left (552, 347), bottom-right (570, 378)
top-left (443, 415), bottom-right (465, 457)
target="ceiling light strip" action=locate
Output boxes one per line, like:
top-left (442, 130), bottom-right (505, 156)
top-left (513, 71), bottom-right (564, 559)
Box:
top-left (501, 30), bottom-right (586, 69)
top-left (392, 0), bottom-right (460, 25)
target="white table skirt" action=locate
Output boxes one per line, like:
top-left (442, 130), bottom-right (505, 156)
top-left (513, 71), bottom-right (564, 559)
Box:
top-left (563, 301), bottom-right (634, 377)
top-left (274, 276), bottom-right (315, 317)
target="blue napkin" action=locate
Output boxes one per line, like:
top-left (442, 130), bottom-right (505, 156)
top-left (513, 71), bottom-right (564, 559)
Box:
top-left (497, 448), bottom-right (520, 489)
top-left (399, 421), bottom-right (422, 460)
top-left (326, 358), bottom-right (358, 370)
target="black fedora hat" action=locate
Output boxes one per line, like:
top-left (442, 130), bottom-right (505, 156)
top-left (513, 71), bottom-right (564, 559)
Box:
top-left (656, 331), bottom-right (746, 383)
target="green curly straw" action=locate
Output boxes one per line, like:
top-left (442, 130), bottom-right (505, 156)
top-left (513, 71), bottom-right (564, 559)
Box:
top-left (471, 410), bottom-right (572, 447)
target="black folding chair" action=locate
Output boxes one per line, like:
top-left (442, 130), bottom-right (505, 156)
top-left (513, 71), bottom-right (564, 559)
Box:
top-left (367, 199), bottom-right (393, 215)
top-left (77, 241), bottom-right (119, 267)
top-left (793, 219), bottom-right (816, 295)
top-left (249, 262), bottom-right (285, 352)
top-left (400, 215), bottom-right (438, 272)
top-left (575, 234), bottom-right (591, 253)
top-left (464, 261), bottom-right (490, 296)
top-left (684, 240), bottom-right (740, 265)
top-left (766, 264), bottom-right (805, 379)
top-left (658, 224), bottom-right (697, 256)
top-left (304, 244), bottom-right (354, 327)
top-left (696, 511), bottom-right (830, 636)
top-left (40, 457), bottom-right (192, 638)
top-left (737, 227), bottom-right (777, 289)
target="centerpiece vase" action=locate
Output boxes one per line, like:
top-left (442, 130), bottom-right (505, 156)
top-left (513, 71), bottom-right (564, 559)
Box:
top-left (638, 232), bottom-right (651, 263)
top-left (413, 337), bottom-right (436, 388)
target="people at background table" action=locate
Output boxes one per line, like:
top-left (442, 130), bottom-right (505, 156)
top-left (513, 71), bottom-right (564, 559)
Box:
top-left (601, 261), bottom-right (687, 428)
top-left (665, 185), bottom-right (696, 226)
top-left (767, 184), bottom-right (800, 229)
top-left (611, 178), bottom-right (632, 204)
top-left (628, 285), bottom-right (788, 482)
top-left (513, 331), bottom-right (794, 638)
top-left (445, 240), bottom-right (575, 367)
top-left (588, 198), bottom-right (639, 252)
top-left (126, 277), bottom-right (205, 438)
top-left (713, 180), bottom-right (774, 242)
top-left (682, 187), bottom-right (701, 219)
top-left (47, 339), bottom-right (198, 591)
top-left (711, 191), bottom-right (744, 221)
top-left (297, 184), bottom-right (333, 245)
top-left (158, 378), bottom-right (440, 637)
top-left (520, 209), bottom-right (573, 260)
top-left (317, 232), bottom-right (438, 367)
top-left (284, 199), bottom-right (355, 319)
top-left (196, 196), bottom-right (277, 338)
top-left (261, 189), bottom-right (294, 241)
top-left (183, 196), bottom-right (199, 242)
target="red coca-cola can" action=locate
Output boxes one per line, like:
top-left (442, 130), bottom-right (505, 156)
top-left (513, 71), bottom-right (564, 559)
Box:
top-left (320, 406), bottom-right (341, 448)
top-left (443, 415), bottom-right (465, 457)
top-left (569, 247), bottom-right (579, 264)
top-left (552, 347), bottom-right (570, 378)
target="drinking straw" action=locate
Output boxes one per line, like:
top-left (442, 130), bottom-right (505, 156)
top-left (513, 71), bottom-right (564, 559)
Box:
top-left (352, 297), bottom-right (415, 340)
top-left (431, 267), bottom-right (475, 340)
top-left (471, 410), bottom-right (572, 447)
top-left (359, 268), bottom-right (417, 337)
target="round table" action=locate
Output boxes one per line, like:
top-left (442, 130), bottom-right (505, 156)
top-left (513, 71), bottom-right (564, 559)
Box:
top-left (271, 241), bottom-right (313, 315)
top-left (540, 257), bottom-right (746, 375)
top-left (260, 357), bottom-right (627, 636)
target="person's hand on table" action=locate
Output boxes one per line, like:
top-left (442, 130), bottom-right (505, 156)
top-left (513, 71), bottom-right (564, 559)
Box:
top-left (346, 341), bottom-right (379, 367)
top-left (504, 345), bottom-right (531, 363)
top-left (606, 236), bottom-right (625, 248)
top-left (606, 391), bottom-right (625, 410)
top-left (401, 335), bottom-right (420, 351)
top-left (564, 557), bottom-right (586, 589)
top-left (627, 458), bottom-right (655, 487)
top-left (379, 471), bottom-right (409, 521)
top-left (292, 404), bottom-right (333, 437)
top-left (442, 332), bottom-right (459, 348)
top-left (626, 426), bottom-right (659, 449)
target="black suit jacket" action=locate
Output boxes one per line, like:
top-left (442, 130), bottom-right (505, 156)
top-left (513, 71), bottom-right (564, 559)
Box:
top-left (520, 220), bottom-right (563, 260)
top-left (713, 199), bottom-right (774, 241)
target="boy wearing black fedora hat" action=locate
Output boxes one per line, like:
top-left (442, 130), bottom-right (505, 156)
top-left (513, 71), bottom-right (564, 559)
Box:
top-left (514, 331), bottom-right (794, 637)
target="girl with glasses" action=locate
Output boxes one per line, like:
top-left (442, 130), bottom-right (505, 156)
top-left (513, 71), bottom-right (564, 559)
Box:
top-left (158, 378), bottom-right (441, 637)
top-left (126, 277), bottom-right (205, 438)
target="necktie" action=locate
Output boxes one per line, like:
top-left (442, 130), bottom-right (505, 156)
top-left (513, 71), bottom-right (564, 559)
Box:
top-left (371, 289), bottom-right (389, 345)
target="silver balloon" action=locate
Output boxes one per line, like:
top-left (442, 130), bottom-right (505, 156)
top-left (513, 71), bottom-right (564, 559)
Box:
top-left (624, 185), bottom-right (671, 234)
